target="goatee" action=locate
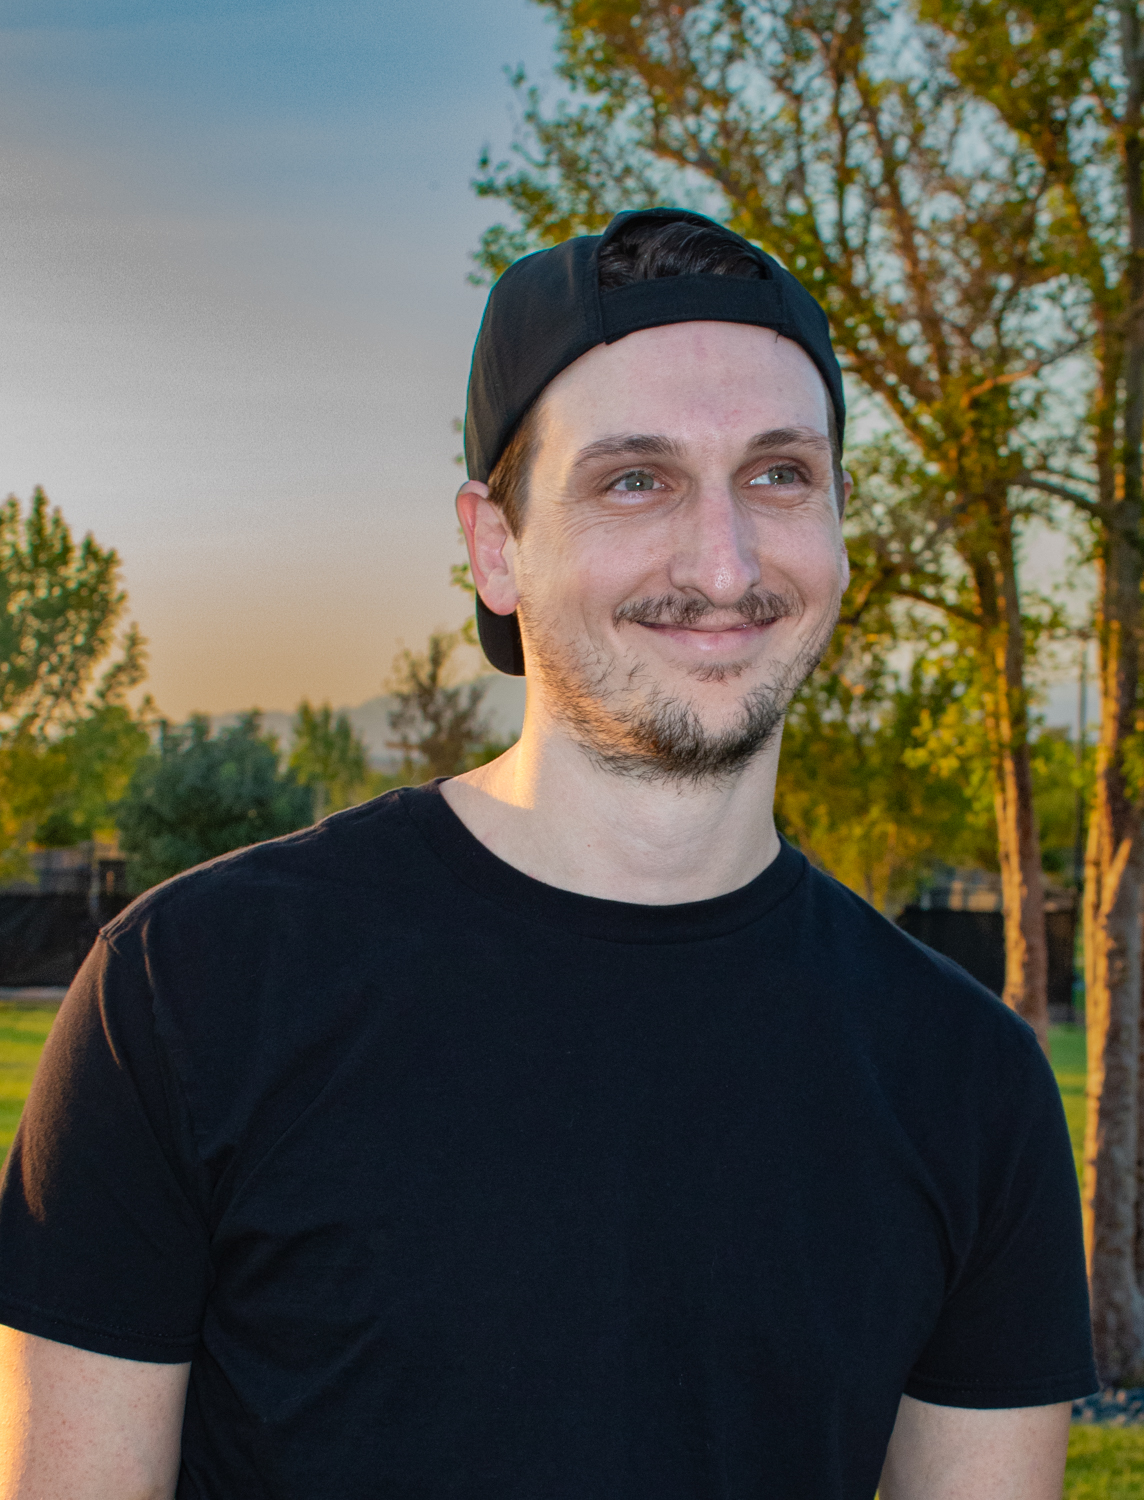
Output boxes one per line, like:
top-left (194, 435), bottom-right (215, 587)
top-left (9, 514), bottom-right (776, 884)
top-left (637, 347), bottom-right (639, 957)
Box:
top-left (520, 586), bottom-right (838, 786)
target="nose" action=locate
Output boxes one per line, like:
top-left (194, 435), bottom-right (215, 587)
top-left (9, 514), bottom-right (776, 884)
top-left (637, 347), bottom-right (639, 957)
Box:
top-left (666, 483), bottom-right (762, 605)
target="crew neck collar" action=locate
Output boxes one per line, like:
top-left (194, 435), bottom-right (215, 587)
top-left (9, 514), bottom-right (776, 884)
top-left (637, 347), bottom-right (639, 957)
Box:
top-left (398, 780), bottom-right (807, 945)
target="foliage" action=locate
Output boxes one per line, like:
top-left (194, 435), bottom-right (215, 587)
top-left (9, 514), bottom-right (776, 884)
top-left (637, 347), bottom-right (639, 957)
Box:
top-left (289, 700), bottom-right (370, 817)
top-left (0, 491), bottom-right (151, 880)
top-left (1033, 728), bottom-right (1089, 879)
top-left (912, 0), bottom-right (1144, 1378)
top-left (0, 489), bottom-right (129, 733)
top-left (776, 435), bottom-right (1081, 907)
top-left (471, 0), bottom-right (1097, 1018)
top-left (777, 630), bottom-right (993, 912)
top-left (473, 0), bottom-right (1081, 437)
top-left (387, 632), bottom-right (506, 780)
top-left (4, 704), bottom-right (152, 854)
top-left (117, 713), bottom-right (314, 891)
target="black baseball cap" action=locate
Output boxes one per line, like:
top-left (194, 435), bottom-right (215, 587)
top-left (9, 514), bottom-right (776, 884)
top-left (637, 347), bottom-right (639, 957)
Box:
top-left (463, 208), bottom-right (845, 676)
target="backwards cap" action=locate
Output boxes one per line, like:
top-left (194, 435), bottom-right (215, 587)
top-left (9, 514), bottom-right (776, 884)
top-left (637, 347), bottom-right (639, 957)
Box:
top-left (464, 207), bottom-right (845, 675)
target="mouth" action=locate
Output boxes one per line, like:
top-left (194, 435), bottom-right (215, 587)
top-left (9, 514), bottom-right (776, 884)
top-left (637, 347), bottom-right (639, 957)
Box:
top-left (612, 590), bottom-right (799, 658)
top-left (636, 617), bottom-right (784, 652)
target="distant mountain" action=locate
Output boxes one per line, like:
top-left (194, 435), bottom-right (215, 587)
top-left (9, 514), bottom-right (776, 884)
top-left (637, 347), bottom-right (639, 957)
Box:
top-left (212, 675), bottom-right (527, 769)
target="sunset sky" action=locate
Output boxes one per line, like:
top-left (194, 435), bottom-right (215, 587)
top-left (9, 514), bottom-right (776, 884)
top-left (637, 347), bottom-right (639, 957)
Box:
top-left (0, 0), bottom-right (1090, 733)
top-left (1, 0), bottom-right (555, 718)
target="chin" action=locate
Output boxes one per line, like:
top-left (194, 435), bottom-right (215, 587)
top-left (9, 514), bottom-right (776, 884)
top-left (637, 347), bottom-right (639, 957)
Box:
top-left (684, 657), bottom-right (760, 687)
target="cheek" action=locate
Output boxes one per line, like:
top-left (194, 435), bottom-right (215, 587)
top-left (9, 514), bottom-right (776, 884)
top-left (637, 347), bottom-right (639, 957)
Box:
top-left (754, 516), bottom-right (846, 597)
top-left (526, 520), bottom-right (666, 613)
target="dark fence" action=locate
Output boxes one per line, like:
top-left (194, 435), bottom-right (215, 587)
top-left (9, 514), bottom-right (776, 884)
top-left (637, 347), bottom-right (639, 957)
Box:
top-left (0, 894), bottom-right (131, 988)
top-left (896, 905), bottom-right (1078, 1015)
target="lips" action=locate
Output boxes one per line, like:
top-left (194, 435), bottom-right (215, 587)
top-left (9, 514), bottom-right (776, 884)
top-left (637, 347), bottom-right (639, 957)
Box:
top-left (640, 617), bottom-right (781, 631)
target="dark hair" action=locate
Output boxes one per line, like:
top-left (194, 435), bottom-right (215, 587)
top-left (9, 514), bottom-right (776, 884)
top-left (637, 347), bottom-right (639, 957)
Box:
top-left (598, 217), bottom-right (765, 289)
top-left (487, 218), bottom-right (844, 533)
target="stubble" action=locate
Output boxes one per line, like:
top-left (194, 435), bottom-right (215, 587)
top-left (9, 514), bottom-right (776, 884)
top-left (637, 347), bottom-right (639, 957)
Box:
top-left (519, 586), bottom-right (840, 786)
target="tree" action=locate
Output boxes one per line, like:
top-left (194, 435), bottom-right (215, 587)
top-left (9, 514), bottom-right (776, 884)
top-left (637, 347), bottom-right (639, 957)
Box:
top-left (0, 490), bottom-right (150, 879)
top-left (917, 0), bottom-right (1144, 1387)
top-left (289, 701), bottom-right (370, 817)
top-left (387, 633), bottom-right (499, 780)
top-left (18, 635), bottom-right (152, 850)
top-left (778, 628), bottom-right (1080, 911)
top-left (776, 631), bottom-right (995, 911)
top-left (779, 447), bottom-right (1074, 910)
top-left (471, 0), bottom-right (1088, 1044)
top-left (0, 488), bottom-right (128, 732)
top-left (117, 713), bottom-right (314, 891)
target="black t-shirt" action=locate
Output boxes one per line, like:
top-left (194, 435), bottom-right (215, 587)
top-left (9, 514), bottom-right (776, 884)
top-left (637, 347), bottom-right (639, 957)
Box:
top-left (0, 784), bottom-right (1096, 1499)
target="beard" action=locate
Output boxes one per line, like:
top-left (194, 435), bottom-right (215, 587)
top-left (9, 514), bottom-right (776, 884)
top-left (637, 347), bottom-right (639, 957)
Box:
top-left (519, 584), bottom-right (839, 786)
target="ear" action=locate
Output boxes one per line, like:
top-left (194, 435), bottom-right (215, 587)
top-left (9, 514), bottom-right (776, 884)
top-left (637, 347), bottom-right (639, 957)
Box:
top-left (839, 469), bottom-right (853, 520)
top-left (456, 481), bottom-right (520, 616)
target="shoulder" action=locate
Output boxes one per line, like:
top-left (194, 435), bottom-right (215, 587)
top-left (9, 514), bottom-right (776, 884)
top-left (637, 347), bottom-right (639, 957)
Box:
top-left (102, 787), bottom-right (427, 948)
top-left (791, 858), bottom-right (1043, 1072)
top-left (96, 786), bottom-right (449, 1042)
top-left (92, 788), bottom-right (449, 1156)
top-left (784, 864), bottom-right (1065, 1237)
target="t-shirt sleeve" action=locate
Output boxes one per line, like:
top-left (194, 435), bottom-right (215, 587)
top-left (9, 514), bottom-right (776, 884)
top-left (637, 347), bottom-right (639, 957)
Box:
top-left (0, 927), bottom-right (210, 1363)
top-left (904, 1030), bottom-right (1098, 1408)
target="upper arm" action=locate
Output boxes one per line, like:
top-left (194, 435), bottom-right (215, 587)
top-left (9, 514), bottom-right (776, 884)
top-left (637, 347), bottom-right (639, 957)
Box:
top-left (0, 1326), bottom-right (189, 1500)
top-left (879, 1392), bottom-right (1071, 1500)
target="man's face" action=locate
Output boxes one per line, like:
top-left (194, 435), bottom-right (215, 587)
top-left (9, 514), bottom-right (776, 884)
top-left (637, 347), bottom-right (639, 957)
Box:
top-left (473, 319), bottom-right (850, 783)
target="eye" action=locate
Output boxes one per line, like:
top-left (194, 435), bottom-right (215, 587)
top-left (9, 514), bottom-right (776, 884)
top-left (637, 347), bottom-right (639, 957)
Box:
top-left (611, 469), bottom-right (660, 493)
top-left (749, 463), bottom-right (803, 487)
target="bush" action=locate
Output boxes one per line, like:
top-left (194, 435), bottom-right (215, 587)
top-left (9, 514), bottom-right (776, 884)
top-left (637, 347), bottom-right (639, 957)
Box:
top-left (117, 712), bottom-right (313, 891)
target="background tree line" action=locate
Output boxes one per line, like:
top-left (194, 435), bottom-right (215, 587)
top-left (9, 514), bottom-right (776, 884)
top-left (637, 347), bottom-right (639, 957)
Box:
top-left (4, 482), bottom-right (1078, 909)
top-left (0, 490), bottom-right (509, 890)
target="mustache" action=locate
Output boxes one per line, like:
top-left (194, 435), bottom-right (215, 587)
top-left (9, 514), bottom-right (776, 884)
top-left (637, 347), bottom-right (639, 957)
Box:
top-left (612, 588), bottom-right (799, 630)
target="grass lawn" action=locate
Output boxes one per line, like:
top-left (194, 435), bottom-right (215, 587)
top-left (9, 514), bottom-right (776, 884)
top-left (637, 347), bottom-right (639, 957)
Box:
top-left (1051, 1023), bottom-right (1087, 1183)
top-left (0, 1004), bottom-right (58, 1161)
top-left (0, 1009), bottom-right (1139, 1490)
top-left (1043, 1025), bottom-right (1144, 1493)
top-left (1066, 1427), bottom-right (1144, 1497)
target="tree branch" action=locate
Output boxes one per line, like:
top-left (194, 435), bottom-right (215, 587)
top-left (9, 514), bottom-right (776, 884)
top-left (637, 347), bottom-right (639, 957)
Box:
top-left (1012, 472), bottom-right (1109, 516)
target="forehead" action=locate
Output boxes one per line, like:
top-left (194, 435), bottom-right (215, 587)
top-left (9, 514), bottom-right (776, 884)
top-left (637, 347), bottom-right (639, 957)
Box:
top-left (535, 321), bottom-right (831, 452)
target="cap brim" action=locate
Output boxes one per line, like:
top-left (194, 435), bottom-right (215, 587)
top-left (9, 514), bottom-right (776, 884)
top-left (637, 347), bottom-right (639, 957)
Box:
top-left (476, 596), bottom-right (526, 676)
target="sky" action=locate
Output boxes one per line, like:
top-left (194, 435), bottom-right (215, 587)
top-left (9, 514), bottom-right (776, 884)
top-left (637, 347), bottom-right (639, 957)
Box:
top-left (0, 0), bottom-right (557, 718)
top-left (0, 0), bottom-right (1093, 734)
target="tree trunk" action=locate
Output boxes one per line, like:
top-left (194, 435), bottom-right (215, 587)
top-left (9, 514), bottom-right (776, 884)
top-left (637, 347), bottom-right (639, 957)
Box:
top-left (973, 511), bottom-right (1049, 1050)
top-left (1083, 0), bottom-right (1144, 1387)
top-left (1084, 652), bottom-right (1144, 1379)
top-left (1081, 441), bottom-right (1144, 1387)
top-left (1085, 555), bottom-right (1144, 1384)
top-left (994, 734), bottom-right (1049, 1050)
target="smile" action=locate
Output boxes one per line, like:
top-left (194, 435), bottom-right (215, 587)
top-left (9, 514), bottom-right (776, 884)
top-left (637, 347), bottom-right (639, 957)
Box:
top-left (637, 618), bottom-right (782, 648)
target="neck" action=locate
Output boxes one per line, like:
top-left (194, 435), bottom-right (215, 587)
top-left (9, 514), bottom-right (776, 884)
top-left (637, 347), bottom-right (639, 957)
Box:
top-left (441, 686), bottom-right (783, 905)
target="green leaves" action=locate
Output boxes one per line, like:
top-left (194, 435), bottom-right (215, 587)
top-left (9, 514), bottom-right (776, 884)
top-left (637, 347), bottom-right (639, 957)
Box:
top-left (117, 713), bottom-right (314, 891)
top-left (386, 632), bottom-right (503, 779)
top-left (0, 488), bottom-right (128, 733)
top-left (0, 489), bottom-right (152, 876)
top-left (289, 701), bottom-right (370, 817)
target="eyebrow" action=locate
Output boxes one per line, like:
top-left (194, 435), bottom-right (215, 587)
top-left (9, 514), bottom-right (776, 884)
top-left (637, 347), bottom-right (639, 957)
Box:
top-left (569, 433), bottom-right (684, 473)
top-left (569, 425), bottom-right (832, 474)
top-left (743, 427), bottom-right (833, 456)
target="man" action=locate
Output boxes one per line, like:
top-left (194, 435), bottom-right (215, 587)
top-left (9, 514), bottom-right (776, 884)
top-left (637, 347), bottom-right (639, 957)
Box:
top-left (0, 209), bottom-right (1095, 1499)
